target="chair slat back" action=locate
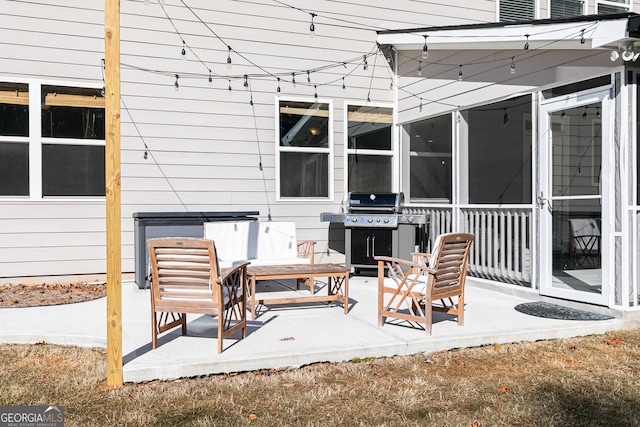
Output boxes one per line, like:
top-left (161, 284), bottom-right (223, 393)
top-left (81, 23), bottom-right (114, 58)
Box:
top-left (430, 233), bottom-right (474, 292)
top-left (148, 237), bottom-right (221, 304)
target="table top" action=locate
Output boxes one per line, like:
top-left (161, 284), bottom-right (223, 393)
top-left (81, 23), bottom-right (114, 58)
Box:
top-left (246, 263), bottom-right (348, 276)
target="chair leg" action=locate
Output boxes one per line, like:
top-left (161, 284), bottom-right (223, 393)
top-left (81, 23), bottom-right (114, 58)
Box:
top-left (457, 294), bottom-right (464, 327)
top-left (181, 313), bottom-right (187, 335)
top-left (151, 311), bottom-right (158, 349)
top-left (425, 302), bottom-right (433, 335)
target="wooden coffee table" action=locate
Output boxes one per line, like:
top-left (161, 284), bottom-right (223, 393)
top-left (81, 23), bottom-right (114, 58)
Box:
top-left (246, 263), bottom-right (349, 320)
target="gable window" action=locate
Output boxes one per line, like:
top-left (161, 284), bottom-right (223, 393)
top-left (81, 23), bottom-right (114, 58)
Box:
top-left (0, 82), bottom-right (29, 196)
top-left (407, 114), bottom-right (452, 203)
top-left (277, 100), bottom-right (331, 199)
top-left (347, 105), bottom-right (393, 193)
top-left (500, 0), bottom-right (535, 22)
top-left (550, 0), bottom-right (585, 18)
top-left (597, 0), bottom-right (631, 14)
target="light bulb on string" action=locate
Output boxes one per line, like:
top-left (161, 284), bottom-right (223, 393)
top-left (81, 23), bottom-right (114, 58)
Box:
top-left (596, 107), bottom-right (600, 118)
top-left (422, 35), bottom-right (429, 59)
top-left (418, 60), bottom-right (422, 76)
top-left (143, 148), bottom-right (148, 159)
top-left (226, 46), bottom-right (232, 69)
top-left (561, 111), bottom-right (566, 118)
top-left (228, 79), bottom-right (232, 91)
top-left (503, 108), bottom-right (509, 125)
top-left (243, 74), bottom-right (249, 88)
top-left (208, 70), bottom-right (213, 88)
top-left (510, 57), bottom-right (516, 74)
top-left (276, 77), bottom-right (281, 93)
top-left (524, 34), bottom-right (530, 50)
top-left (292, 73), bottom-right (296, 87)
top-left (580, 29), bottom-right (585, 44)
top-left (314, 85), bottom-right (318, 99)
top-left (181, 40), bottom-right (186, 59)
top-left (342, 77), bottom-right (346, 92)
top-left (307, 70), bottom-right (311, 83)
top-left (367, 92), bottom-right (371, 103)
top-left (174, 74), bottom-right (179, 91)
top-left (309, 12), bottom-right (316, 37)
top-left (458, 65), bottom-right (463, 81)
top-left (250, 93), bottom-right (253, 106)
top-left (419, 98), bottom-right (423, 112)
top-left (363, 55), bottom-right (368, 71)
top-left (582, 107), bottom-right (588, 120)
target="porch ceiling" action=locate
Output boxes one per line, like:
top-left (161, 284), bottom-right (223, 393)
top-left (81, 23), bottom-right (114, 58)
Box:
top-left (377, 14), bottom-right (640, 53)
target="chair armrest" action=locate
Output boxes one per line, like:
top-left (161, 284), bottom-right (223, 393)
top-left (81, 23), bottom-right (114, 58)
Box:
top-left (411, 252), bottom-right (431, 266)
top-left (297, 240), bottom-right (316, 264)
top-left (374, 255), bottom-right (423, 270)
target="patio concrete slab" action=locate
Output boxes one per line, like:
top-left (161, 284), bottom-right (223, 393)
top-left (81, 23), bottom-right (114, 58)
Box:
top-left (0, 276), bottom-right (626, 383)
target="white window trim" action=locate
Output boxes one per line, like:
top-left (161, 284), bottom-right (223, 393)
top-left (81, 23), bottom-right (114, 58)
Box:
top-left (275, 96), bottom-right (334, 201)
top-left (343, 101), bottom-right (396, 196)
top-left (0, 78), bottom-right (105, 201)
top-left (497, 0), bottom-right (540, 21)
top-left (546, 0), bottom-right (586, 17)
top-left (596, 0), bottom-right (631, 13)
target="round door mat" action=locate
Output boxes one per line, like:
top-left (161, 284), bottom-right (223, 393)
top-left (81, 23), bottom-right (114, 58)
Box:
top-left (514, 301), bottom-right (614, 321)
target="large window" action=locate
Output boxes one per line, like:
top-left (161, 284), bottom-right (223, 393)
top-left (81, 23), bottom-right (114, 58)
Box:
top-left (467, 95), bottom-right (532, 204)
top-left (278, 100), bottom-right (331, 198)
top-left (597, 0), bottom-right (631, 14)
top-left (500, 0), bottom-right (535, 22)
top-left (347, 105), bottom-right (393, 193)
top-left (550, 0), bottom-right (585, 18)
top-left (0, 83), bottom-right (29, 196)
top-left (407, 114), bottom-right (452, 203)
top-left (41, 85), bottom-right (105, 197)
top-left (0, 82), bottom-right (104, 198)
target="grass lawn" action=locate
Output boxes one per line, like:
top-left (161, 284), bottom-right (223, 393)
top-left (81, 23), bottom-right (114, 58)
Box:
top-left (1, 329), bottom-right (639, 426)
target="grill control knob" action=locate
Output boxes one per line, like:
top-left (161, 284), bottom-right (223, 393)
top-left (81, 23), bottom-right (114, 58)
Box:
top-left (408, 216), bottom-right (414, 223)
top-left (352, 217), bottom-right (358, 223)
top-left (376, 217), bottom-right (381, 223)
top-left (384, 217), bottom-right (390, 223)
top-left (368, 217), bottom-right (373, 223)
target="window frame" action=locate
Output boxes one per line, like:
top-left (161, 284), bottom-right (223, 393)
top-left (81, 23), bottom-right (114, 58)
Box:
top-left (0, 79), bottom-right (105, 201)
top-left (596, 0), bottom-right (631, 14)
top-left (275, 96), bottom-right (334, 201)
top-left (499, 0), bottom-right (538, 22)
top-left (549, 0), bottom-right (586, 18)
top-left (344, 102), bottom-right (396, 194)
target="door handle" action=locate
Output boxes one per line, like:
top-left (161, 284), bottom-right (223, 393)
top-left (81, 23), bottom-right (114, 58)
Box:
top-left (366, 236), bottom-right (370, 257)
top-left (537, 191), bottom-right (546, 207)
top-left (371, 236), bottom-right (376, 257)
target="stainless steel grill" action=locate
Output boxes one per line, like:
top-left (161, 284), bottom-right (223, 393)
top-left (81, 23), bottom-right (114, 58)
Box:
top-left (321, 193), bottom-right (428, 272)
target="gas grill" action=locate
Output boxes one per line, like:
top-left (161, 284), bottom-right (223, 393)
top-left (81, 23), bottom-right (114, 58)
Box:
top-left (321, 192), bottom-right (428, 273)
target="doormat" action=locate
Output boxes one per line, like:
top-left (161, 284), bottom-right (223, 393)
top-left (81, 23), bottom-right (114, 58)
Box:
top-left (514, 301), bottom-right (614, 321)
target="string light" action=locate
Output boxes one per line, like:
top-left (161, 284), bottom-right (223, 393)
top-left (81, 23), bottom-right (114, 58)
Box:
top-left (422, 35), bottom-right (429, 59)
top-left (503, 108), bottom-right (509, 125)
top-left (250, 93), bottom-right (254, 106)
top-left (458, 65), bottom-right (463, 81)
top-left (309, 12), bottom-right (317, 37)
top-left (419, 98), bottom-right (423, 112)
top-left (143, 148), bottom-right (148, 159)
top-left (277, 77), bottom-right (281, 93)
top-left (174, 74), bottom-right (179, 91)
top-left (292, 72), bottom-right (296, 87)
top-left (243, 74), bottom-right (249, 88)
top-left (367, 92), bottom-right (371, 103)
top-left (582, 106), bottom-right (588, 120)
top-left (524, 34), bottom-right (530, 50)
top-left (307, 70), bottom-right (311, 83)
top-left (510, 57), bottom-right (516, 74)
top-left (596, 107), bottom-right (600, 118)
top-left (228, 79), bottom-right (232, 91)
top-left (417, 60), bottom-right (422, 76)
top-left (208, 70), bottom-right (213, 87)
top-left (561, 111), bottom-right (566, 118)
top-left (181, 40), bottom-right (186, 59)
top-left (314, 84), bottom-right (318, 99)
top-left (363, 55), bottom-right (368, 70)
top-left (226, 46), bottom-right (232, 69)
top-left (342, 76), bottom-right (346, 92)
top-left (580, 29), bottom-right (585, 44)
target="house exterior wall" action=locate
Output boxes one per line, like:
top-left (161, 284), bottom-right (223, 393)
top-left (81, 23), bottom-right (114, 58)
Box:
top-left (0, 0), bottom-right (495, 278)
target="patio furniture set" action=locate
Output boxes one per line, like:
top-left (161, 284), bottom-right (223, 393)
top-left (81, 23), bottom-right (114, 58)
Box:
top-left (146, 220), bottom-right (474, 353)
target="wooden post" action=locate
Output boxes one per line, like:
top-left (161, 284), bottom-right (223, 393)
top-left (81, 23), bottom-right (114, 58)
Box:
top-left (104, 0), bottom-right (123, 388)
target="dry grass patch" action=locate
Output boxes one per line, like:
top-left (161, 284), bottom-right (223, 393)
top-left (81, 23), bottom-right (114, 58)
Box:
top-left (1, 330), bottom-right (640, 426)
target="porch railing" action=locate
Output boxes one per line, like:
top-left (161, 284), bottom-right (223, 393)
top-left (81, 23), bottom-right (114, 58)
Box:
top-left (404, 206), bottom-right (532, 285)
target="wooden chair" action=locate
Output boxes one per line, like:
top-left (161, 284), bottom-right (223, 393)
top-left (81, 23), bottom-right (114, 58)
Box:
top-left (375, 232), bottom-right (474, 334)
top-left (147, 237), bottom-right (249, 353)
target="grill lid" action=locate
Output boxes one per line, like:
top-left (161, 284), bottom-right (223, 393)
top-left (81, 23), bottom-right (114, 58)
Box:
top-left (347, 192), bottom-right (404, 213)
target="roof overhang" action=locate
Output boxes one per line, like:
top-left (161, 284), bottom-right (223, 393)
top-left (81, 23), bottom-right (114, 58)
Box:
top-left (378, 13), bottom-right (640, 52)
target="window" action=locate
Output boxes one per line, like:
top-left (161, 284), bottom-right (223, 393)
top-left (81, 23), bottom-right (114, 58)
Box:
top-left (407, 114), bottom-right (452, 203)
top-left (347, 105), bottom-right (393, 193)
top-left (41, 85), bottom-right (105, 197)
top-left (466, 95), bottom-right (532, 204)
top-left (0, 82), bottom-right (104, 198)
top-left (550, 0), bottom-right (585, 18)
top-left (597, 0), bottom-right (630, 14)
top-left (500, 0), bottom-right (535, 22)
top-left (0, 83), bottom-right (29, 196)
top-left (277, 100), bottom-right (331, 198)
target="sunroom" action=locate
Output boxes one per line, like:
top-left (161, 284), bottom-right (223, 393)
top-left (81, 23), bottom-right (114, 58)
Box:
top-left (378, 13), bottom-right (640, 311)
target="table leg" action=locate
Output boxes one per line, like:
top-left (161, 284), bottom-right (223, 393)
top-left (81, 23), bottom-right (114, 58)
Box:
top-left (251, 276), bottom-right (257, 321)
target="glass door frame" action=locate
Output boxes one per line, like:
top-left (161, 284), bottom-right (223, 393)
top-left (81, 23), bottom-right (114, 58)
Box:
top-left (538, 85), bottom-right (612, 305)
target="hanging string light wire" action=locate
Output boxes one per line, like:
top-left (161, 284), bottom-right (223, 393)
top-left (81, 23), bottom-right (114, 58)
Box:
top-left (248, 86), bottom-right (273, 221)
